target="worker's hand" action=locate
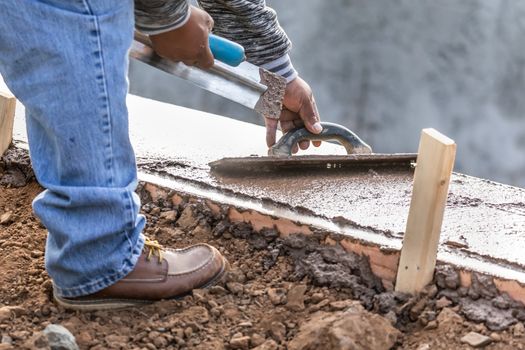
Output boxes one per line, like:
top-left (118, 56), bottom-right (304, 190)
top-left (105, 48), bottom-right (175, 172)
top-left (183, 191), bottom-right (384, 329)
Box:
top-left (265, 77), bottom-right (323, 153)
top-left (149, 6), bottom-right (214, 69)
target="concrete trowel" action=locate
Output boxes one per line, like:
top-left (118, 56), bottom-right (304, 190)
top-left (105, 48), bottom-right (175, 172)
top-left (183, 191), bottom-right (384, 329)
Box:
top-left (130, 32), bottom-right (285, 120)
top-left (209, 122), bottom-right (417, 176)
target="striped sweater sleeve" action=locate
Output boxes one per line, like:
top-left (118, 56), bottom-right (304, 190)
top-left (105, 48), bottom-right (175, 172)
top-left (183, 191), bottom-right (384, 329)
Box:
top-left (197, 0), bottom-right (297, 81)
top-left (134, 0), bottom-right (190, 35)
top-left (134, 0), bottom-right (297, 82)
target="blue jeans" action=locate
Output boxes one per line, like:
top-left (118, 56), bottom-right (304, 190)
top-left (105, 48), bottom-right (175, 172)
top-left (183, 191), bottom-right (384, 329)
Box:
top-left (0, 0), bottom-right (145, 297)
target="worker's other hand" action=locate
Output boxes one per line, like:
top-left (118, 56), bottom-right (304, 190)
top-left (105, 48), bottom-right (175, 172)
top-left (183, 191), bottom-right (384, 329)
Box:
top-left (149, 6), bottom-right (214, 69)
top-left (265, 77), bottom-right (323, 153)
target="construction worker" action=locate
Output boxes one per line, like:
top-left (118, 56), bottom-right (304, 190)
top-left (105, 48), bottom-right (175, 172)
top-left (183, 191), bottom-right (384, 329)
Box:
top-left (0, 0), bottom-right (322, 310)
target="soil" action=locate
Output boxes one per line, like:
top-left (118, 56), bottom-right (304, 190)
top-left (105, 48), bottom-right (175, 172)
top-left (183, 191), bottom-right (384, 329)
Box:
top-left (1, 152), bottom-right (525, 349)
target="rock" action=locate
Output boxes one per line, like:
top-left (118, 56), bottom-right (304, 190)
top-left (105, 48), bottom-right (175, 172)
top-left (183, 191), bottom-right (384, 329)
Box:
top-left (0, 306), bottom-right (25, 323)
top-left (153, 335), bottom-right (168, 348)
top-left (187, 306), bottom-right (209, 324)
top-left (209, 286), bottom-right (227, 295)
top-left (489, 332), bottom-right (501, 341)
top-left (424, 320), bottom-right (438, 330)
top-left (435, 265), bottom-right (460, 290)
top-left (183, 327), bottom-right (193, 339)
top-left (423, 284), bottom-right (438, 298)
top-left (159, 210), bottom-right (177, 223)
top-left (329, 300), bottom-right (357, 311)
top-left (512, 322), bottom-right (525, 337)
top-left (226, 282), bottom-right (244, 295)
top-left (229, 335), bottom-right (250, 350)
top-left (42, 324), bottom-right (79, 350)
top-left (269, 322), bottom-right (286, 343)
top-left (1, 336), bottom-right (12, 345)
top-left (286, 285), bottom-right (307, 311)
top-left (460, 332), bottom-right (492, 348)
top-left (252, 339), bottom-right (278, 350)
top-left (492, 294), bottom-right (512, 310)
top-left (310, 292), bottom-right (325, 303)
top-left (409, 298), bottom-right (428, 321)
top-left (435, 296), bottom-right (452, 309)
top-left (250, 334), bottom-right (266, 347)
top-left (437, 307), bottom-right (463, 328)
top-left (176, 206), bottom-right (197, 230)
top-left (309, 298), bottom-right (330, 313)
top-left (416, 344), bottom-right (430, 350)
top-left (267, 288), bottom-right (287, 306)
top-left (0, 344), bottom-right (14, 350)
top-left (288, 303), bottom-right (400, 350)
top-left (460, 298), bottom-right (517, 331)
top-left (0, 212), bottom-right (13, 225)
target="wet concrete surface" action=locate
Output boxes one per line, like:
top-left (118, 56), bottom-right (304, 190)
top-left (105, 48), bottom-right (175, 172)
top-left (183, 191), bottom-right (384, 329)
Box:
top-left (10, 94), bottom-right (525, 281)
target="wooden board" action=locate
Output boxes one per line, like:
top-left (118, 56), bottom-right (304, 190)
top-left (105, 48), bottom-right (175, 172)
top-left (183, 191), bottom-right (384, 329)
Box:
top-left (395, 128), bottom-right (457, 293)
top-left (0, 91), bottom-right (16, 157)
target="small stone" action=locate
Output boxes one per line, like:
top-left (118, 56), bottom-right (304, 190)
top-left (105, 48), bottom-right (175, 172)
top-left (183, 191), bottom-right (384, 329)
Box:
top-left (310, 292), bottom-right (324, 303)
top-left (267, 288), bottom-right (287, 306)
top-left (226, 282), bottom-right (244, 295)
top-left (286, 285), bottom-right (307, 312)
top-left (1, 335), bottom-right (12, 345)
top-left (43, 324), bottom-right (79, 350)
top-left (329, 300), bottom-right (356, 311)
top-left (269, 322), bottom-right (286, 343)
top-left (160, 210), bottom-right (178, 223)
top-left (435, 296), bottom-right (452, 309)
top-left (489, 332), bottom-right (501, 341)
top-left (409, 298), bottom-right (428, 321)
top-left (183, 327), bottom-right (193, 339)
top-left (176, 206), bottom-right (197, 230)
top-left (238, 322), bottom-right (253, 328)
top-left (310, 299), bottom-right (330, 312)
top-left (0, 212), bottom-right (13, 225)
top-left (229, 335), bottom-right (250, 349)
top-left (416, 344), bottom-right (430, 350)
top-left (423, 284), bottom-right (438, 299)
top-left (424, 320), bottom-right (438, 330)
top-left (252, 339), bottom-right (278, 350)
top-left (153, 335), bottom-right (168, 348)
top-left (512, 322), bottom-right (525, 337)
top-left (461, 332), bottom-right (492, 348)
top-left (209, 286), bottom-right (227, 295)
top-left (250, 333), bottom-right (266, 347)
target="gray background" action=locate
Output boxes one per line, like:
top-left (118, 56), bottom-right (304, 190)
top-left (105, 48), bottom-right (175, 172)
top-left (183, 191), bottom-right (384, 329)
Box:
top-left (129, 0), bottom-right (525, 187)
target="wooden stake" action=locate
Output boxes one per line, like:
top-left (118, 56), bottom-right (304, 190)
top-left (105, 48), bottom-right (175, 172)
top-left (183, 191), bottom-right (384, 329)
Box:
top-left (0, 91), bottom-right (16, 157)
top-left (395, 128), bottom-right (456, 294)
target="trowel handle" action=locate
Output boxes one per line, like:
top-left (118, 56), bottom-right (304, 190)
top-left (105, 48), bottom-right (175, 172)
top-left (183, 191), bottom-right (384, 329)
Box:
top-left (269, 122), bottom-right (373, 156)
top-left (209, 34), bottom-right (246, 67)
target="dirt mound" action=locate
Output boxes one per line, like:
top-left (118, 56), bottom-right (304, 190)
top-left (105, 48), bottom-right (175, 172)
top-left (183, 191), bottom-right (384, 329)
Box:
top-left (0, 148), bottom-right (524, 349)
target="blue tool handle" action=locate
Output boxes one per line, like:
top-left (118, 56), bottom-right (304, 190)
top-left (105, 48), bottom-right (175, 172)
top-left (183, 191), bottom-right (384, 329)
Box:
top-left (208, 34), bottom-right (245, 67)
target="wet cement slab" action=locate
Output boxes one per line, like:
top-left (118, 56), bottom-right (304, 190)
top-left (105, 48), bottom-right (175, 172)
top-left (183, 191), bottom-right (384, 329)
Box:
top-left (9, 93), bottom-right (525, 282)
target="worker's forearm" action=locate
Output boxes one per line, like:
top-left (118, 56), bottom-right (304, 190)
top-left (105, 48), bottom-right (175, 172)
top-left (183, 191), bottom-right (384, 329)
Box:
top-left (134, 0), bottom-right (190, 35)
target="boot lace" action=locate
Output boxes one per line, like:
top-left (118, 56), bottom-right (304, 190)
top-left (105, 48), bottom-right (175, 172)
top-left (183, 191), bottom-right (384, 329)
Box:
top-left (144, 237), bottom-right (164, 264)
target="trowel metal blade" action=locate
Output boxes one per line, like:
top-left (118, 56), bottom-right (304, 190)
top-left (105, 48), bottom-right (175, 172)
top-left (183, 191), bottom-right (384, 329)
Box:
top-left (129, 38), bottom-right (284, 119)
top-left (209, 153), bottom-right (418, 176)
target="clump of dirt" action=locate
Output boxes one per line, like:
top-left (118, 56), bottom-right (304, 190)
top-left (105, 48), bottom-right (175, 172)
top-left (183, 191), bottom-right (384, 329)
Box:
top-left (1, 146), bottom-right (525, 349)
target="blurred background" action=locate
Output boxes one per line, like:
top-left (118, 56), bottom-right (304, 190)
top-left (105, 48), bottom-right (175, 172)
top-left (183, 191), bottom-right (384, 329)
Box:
top-left (129, 0), bottom-right (525, 187)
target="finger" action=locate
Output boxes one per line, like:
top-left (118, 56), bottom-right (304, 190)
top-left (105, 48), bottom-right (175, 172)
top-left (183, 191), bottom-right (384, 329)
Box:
top-left (299, 96), bottom-right (322, 134)
top-left (264, 117), bottom-right (278, 147)
top-left (313, 141), bottom-right (322, 147)
top-left (279, 109), bottom-right (298, 133)
top-left (196, 45), bottom-right (215, 69)
top-left (299, 140), bottom-right (309, 150)
top-left (292, 144), bottom-right (299, 154)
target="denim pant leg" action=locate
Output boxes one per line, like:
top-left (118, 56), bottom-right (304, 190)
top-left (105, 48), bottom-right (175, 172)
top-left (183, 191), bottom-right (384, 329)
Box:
top-left (0, 0), bottom-right (145, 297)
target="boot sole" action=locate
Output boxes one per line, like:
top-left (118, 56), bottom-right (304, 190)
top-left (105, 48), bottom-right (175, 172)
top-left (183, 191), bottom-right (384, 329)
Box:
top-left (53, 256), bottom-right (230, 311)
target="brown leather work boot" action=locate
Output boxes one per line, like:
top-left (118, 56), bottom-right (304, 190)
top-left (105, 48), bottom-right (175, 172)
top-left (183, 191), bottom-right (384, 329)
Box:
top-left (53, 238), bottom-right (229, 310)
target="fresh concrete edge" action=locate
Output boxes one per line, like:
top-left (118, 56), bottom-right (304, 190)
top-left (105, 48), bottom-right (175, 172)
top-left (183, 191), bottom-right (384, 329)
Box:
top-left (138, 170), bottom-right (525, 304)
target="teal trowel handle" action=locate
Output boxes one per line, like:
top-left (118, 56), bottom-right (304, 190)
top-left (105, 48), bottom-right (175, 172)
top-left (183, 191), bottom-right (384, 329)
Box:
top-left (209, 34), bottom-right (246, 67)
